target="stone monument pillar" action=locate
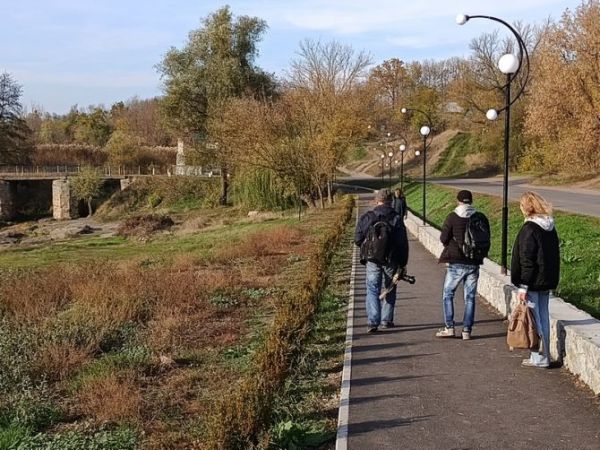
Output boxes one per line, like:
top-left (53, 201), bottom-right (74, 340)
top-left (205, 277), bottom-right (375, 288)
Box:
top-left (175, 138), bottom-right (185, 175)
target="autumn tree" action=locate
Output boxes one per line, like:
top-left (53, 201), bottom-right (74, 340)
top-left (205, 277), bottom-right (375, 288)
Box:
top-left (111, 98), bottom-right (172, 147)
top-left (104, 129), bottom-right (139, 167)
top-left (287, 39), bottom-right (373, 206)
top-left (0, 73), bottom-right (33, 164)
top-left (158, 6), bottom-right (275, 205)
top-left (524, 1), bottom-right (600, 173)
top-left (369, 58), bottom-right (408, 109)
top-left (70, 167), bottom-right (104, 217)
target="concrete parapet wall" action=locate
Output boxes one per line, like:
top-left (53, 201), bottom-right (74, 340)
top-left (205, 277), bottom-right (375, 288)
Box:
top-left (405, 210), bottom-right (600, 395)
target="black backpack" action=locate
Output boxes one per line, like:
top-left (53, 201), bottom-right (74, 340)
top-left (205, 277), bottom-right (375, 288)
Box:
top-left (360, 212), bottom-right (395, 265)
top-left (462, 213), bottom-right (491, 260)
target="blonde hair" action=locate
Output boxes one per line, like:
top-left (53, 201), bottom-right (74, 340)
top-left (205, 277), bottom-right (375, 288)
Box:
top-left (519, 191), bottom-right (553, 217)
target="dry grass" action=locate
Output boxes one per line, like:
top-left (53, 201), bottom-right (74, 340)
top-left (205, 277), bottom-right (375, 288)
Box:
top-left (0, 269), bottom-right (73, 323)
top-left (212, 226), bottom-right (303, 262)
top-left (0, 200), bottom-right (351, 448)
top-left (33, 339), bottom-right (93, 381)
top-left (75, 370), bottom-right (142, 424)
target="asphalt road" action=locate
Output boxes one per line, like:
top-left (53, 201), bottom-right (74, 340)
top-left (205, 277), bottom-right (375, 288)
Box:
top-left (432, 177), bottom-right (600, 217)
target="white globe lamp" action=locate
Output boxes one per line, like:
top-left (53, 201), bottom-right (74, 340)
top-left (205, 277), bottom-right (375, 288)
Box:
top-left (420, 125), bottom-right (431, 136)
top-left (400, 144), bottom-right (406, 152)
top-left (486, 109), bottom-right (499, 121)
top-left (498, 53), bottom-right (519, 74)
top-left (456, 14), bottom-right (468, 25)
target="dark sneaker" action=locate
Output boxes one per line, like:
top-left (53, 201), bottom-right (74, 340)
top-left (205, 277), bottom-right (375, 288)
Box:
top-left (381, 321), bottom-right (395, 329)
top-left (367, 326), bottom-right (378, 333)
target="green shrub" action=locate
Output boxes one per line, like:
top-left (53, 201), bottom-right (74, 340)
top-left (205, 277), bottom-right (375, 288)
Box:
top-left (350, 146), bottom-right (367, 161)
top-left (14, 426), bottom-right (138, 450)
top-left (0, 424), bottom-right (29, 450)
top-left (147, 193), bottom-right (163, 208)
top-left (233, 169), bottom-right (294, 211)
top-left (96, 177), bottom-right (220, 219)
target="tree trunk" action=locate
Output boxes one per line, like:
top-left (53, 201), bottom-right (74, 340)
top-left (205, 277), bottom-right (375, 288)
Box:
top-left (220, 165), bottom-right (229, 206)
top-left (300, 193), bottom-right (316, 208)
top-left (87, 198), bottom-right (93, 217)
top-left (316, 184), bottom-right (325, 209)
top-left (327, 178), bottom-right (333, 205)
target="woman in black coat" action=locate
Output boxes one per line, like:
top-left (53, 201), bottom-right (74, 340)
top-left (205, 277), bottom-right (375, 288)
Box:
top-left (511, 192), bottom-right (560, 368)
top-left (392, 188), bottom-right (407, 220)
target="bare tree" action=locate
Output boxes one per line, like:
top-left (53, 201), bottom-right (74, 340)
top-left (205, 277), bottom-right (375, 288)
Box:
top-left (287, 40), bottom-right (373, 205)
top-left (0, 73), bottom-right (33, 164)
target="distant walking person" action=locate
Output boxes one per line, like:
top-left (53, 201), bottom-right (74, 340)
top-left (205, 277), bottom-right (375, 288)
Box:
top-left (436, 190), bottom-right (490, 340)
top-left (355, 189), bottom-right (409, 333)
top-left (392, 188), bottom-right (408, 220)
top-left (512, 192), bottom-right (560, 368)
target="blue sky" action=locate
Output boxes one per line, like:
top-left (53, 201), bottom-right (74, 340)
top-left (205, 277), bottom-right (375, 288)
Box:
top-left (0, 0), bottom-right (583, 114)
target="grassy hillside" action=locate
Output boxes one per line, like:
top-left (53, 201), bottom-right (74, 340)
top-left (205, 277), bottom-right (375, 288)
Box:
top-left (430, 132), bottom-right (498, 178)
top-left (96, 177), bottom-right (221, 220)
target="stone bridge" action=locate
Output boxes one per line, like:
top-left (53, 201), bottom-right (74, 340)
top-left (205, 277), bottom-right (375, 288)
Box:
top-left (0, 141), bottom-right (218, 221)
top-left (0, 164), bottom-right (217, 220)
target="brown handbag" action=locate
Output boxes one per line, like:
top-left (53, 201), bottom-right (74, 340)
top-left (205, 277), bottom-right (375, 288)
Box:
top-left (507, 302), bottom-right (540, 351)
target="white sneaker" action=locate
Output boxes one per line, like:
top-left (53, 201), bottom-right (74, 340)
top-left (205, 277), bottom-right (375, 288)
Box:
top-left (435, 327), bottom-right (455, 338)
top-left (462, 330), bottom-right (471, 340)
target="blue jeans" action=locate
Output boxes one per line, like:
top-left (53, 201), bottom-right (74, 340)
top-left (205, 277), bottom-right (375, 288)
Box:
top-left (365, 262), bottom-right (396, 327)
top-left (442, 264), bottom-right (479, 331)
top-left (527, 291), bottom-right (551, 366)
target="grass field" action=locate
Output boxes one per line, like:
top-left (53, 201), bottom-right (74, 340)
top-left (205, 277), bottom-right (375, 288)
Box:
top-left (0, 200), bottom-right (350, 449)
top-left (404, 183), bottom-right (600, 318)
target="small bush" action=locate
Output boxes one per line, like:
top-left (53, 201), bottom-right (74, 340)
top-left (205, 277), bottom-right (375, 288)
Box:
top-left (117, 214), bottom-right (174, 238)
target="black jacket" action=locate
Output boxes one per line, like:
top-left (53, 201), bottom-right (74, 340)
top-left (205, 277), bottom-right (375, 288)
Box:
top-left (511, 220), bottom-right (560, 291)
top-left (355, 204), bottom-right (409, 267)
top-left (439, 210), bottom-right (489, 265)
top-left (392, 196), bottom-right (407, 218)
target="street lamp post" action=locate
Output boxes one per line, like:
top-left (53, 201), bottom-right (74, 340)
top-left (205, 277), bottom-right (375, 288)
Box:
top-left (388, 150), bottom-right (394, 188)
top-left (456, 13), bottom-right (530, 274)
top-left (401, 107), bottom-right (433, 225)
top-left (380, 153), bottom-right (385, 184)
top-left (398, 139), bottom-right (408, 188)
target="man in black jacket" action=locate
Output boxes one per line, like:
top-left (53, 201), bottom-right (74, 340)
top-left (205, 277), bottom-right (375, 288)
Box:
top-left (436, 190), bottom-right (490, 340)
top-left (355, 189), bottom-right (409, 332)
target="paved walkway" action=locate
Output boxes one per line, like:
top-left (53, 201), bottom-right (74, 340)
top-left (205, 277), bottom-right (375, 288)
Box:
top-left (341, 195), bottom-right (600, 449)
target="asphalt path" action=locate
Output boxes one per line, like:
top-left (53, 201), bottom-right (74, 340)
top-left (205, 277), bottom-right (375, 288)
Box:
top-left (343, 194), bottom-right (600, 449)
top-left (432, 177), bottom-right (600, 217)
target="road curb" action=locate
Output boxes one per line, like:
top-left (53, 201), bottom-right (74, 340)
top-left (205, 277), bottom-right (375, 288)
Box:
top-left (335, 203), bottom-right (359, 450)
